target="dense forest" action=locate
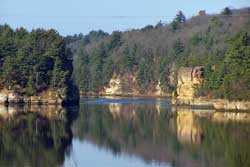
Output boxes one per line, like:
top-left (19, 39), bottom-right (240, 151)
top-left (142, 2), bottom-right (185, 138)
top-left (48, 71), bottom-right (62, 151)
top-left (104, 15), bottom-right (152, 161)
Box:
top-left (0, 25), bottom-right (74, 96)
top-left (67, 7), bottom-right (250, 100)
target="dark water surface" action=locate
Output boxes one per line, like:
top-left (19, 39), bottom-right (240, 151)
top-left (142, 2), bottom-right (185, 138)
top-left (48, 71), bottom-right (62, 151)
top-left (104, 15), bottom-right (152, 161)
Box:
top-left (0, 98), bottom-right (250, 167)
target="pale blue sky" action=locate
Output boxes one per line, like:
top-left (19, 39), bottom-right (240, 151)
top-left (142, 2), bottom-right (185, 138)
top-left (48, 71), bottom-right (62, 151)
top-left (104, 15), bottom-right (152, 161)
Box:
top-left (0, 0), bottom-right (249, 35)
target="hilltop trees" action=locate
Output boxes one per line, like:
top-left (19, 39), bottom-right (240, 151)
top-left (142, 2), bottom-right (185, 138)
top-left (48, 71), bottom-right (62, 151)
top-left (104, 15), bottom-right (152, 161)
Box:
top-left (175, 11), bottom-right (186, 24)
top-left (222, 7), bottom-right (232, 16)
top-left (171, 11), bottom-right (186, 31)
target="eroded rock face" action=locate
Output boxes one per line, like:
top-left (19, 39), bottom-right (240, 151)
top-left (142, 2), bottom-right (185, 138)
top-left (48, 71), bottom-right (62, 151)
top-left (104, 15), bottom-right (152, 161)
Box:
top-left (102, 76), bottom-right (124, 95)
top-left (100, 73), bottom-right (169, 97)
top-left (176, 66), bottom-right (204, 100)
top-left (0, 88), bottom-right (78, 105)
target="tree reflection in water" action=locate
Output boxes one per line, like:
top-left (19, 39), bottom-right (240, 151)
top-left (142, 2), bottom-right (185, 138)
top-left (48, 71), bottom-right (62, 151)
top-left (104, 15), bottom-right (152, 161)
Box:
top-left (0, 105), bottom-right (78, 167)
top-left (72, 101), bottom-right (250, 167)
top-left (0, 100), bottom-right (250, 167)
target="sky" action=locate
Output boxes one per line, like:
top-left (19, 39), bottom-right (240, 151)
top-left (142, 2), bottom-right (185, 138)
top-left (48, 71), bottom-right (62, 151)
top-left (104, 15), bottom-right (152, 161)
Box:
top-left (0, 0), bottom-right (249, 36)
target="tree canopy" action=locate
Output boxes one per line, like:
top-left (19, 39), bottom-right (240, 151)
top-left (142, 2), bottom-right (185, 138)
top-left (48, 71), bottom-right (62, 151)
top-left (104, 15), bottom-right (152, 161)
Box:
top-left (0, 25), bottom-right (73, 95)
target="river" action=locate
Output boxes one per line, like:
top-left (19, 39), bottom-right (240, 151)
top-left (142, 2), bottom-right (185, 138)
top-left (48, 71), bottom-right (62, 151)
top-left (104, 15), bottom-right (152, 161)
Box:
top-left (0, 98), bottom-right (249, 167)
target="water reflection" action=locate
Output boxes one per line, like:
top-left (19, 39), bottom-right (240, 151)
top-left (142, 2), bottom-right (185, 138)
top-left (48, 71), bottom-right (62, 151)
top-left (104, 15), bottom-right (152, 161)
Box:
top-left (0, 105), bottom-right (77, 167)
top-left (70, 99), bottom-right (250, 167)
top-left (0, 99), bottom-right (250, 167)
top-left (176, 111), bottom-right (203, 145)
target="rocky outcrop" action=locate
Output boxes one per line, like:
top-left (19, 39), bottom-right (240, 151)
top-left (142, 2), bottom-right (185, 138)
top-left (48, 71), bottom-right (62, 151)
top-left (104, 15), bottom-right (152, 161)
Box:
top-left (0, 87), bottom-right (79, 106)
top-left (175, 66), bottom-right (204, 101)
top-left (173, 107), bottom-right (250, 123)
top-left (173, 66), bottom-right (250, 110)
top-left (212, 100), bottom-right (250, 110)
top-left (100, 73), bottom-right (169, 97)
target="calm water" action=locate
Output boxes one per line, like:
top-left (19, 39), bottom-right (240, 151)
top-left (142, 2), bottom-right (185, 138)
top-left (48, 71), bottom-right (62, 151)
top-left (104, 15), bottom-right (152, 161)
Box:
top-left (0, 98), bottom-right (250, 167)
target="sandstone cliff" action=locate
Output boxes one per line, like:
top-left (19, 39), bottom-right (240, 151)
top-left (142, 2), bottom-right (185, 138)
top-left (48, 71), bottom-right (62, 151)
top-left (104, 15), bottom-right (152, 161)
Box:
top-left (175, 66), bottom-right (204, 101)
top-left (173, 66), bottom-right (250, 110)
top-left (99, 73), bottom-right (169, 97)
top-left (0, 86), bottom-right (79, 106)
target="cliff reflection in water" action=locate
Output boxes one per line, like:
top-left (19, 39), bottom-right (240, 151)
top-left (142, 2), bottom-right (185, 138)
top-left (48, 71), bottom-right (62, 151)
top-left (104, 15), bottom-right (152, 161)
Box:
top-left (0, 105), bottom-right (76, 167)
top-left (72, 100), bottom-right (250, 167)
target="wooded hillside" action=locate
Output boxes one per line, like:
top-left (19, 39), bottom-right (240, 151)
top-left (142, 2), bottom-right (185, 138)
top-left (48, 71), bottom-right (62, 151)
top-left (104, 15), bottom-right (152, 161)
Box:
top-left (67, 7), bottom-right (250, 100)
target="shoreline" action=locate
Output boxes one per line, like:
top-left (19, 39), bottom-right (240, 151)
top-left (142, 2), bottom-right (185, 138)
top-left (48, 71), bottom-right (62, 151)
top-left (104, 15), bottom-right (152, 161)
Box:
top-left (0, 93), bottom-right (249, 111)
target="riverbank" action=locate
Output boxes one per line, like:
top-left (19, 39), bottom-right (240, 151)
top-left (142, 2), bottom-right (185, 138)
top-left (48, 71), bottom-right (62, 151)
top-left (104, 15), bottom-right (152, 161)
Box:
top-left (172, 98), bottom-right (250, 111)
top-left (0, 88), bottom-right (79, 106)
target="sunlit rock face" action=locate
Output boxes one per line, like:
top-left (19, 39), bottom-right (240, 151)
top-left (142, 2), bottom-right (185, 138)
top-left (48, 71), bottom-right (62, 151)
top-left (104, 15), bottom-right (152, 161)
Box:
top-left (101, 74), bottom-right (169, 97)
top-left (176, 111), bottom-right (203, 144)
top-left (176, 66), bottom-right (204, 101)
top-left (101, 73), bottom-right (139, 96)
top-left (103, 77), bottom-right (123, 95)
top-left (213, 100), bottom-right (250, 110)
top-left (174, 66), bottom-right (250, 110)
top-left (0, 87), bottom-right (79, 106)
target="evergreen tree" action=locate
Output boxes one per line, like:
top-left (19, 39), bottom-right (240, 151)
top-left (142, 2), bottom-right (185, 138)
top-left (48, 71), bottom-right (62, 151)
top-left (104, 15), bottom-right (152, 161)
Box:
top-left (78, 48), bottom-right (90, 92)
top-left (108, 31), bottom-right (122, 50)
top-left (171, 21), bottom-right (179, 32)
top-left (175, 11), bottom-right (186, 24)
top-left (222, 7), bottom-right (232, 16)
top-left (173, 39), bottom-right (184, 57)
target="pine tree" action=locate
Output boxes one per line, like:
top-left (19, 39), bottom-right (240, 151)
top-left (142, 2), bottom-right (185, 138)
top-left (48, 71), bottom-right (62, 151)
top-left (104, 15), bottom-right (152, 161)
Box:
top-left (175, 11), bottom-right (186, 24)
top-left (222, 7), bottom-right (232, 16)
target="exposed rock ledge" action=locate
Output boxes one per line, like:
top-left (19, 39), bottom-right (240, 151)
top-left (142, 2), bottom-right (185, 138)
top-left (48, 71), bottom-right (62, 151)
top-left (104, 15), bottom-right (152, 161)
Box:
top-left (173, 66), bottom-right (250, 110)
top-left (0, 88), bottom-right (79, 106)
top-left (173, 98), bottom-right (250, 110)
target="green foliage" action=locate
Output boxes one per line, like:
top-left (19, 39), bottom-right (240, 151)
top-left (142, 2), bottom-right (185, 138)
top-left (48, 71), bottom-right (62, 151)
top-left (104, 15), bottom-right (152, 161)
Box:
top-left (223, 32), bottom-right (250, 100)
top-left (198, 32), bottom-right (250, 100)
top-left (0, 25), bottom-right (72, 95)
top-left (171, 11), bottom-right (186, 32)
top-left (175, 11), bottom-right (186, 24)
top-left (108, 31), bottom-right (123, 50)
top-left (173, 39), bottom-right (185, 57)
top-left (137, 52), bottom-right (155, 92)
top-left (171, 21), bottom-right (179, 32)
top-left (74, 47), bottom-right (90, 92)
top-left (159, 57), bottom-right (173, 91)
top-left (121, 44), bottom-right (136, 71)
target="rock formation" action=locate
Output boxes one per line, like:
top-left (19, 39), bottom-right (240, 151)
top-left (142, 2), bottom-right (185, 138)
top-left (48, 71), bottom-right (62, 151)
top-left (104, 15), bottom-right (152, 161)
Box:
top-left (0, 86), bottom-right (79, 106)
top-left (100, 73), bottom-right (169, 97)
top-left (173, 66), bottom-right (250, 110)
top-left (175, 66), bottom-right (205, 102)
